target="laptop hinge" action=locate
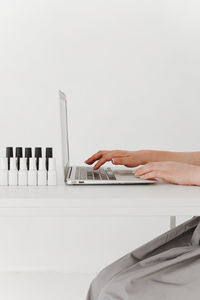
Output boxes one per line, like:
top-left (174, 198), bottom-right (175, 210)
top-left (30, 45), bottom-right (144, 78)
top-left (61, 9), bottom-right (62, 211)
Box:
top-left (66, 166), bottom-right (72, 180)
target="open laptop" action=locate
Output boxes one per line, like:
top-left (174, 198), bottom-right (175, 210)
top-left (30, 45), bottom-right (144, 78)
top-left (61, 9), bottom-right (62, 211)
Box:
top-left (59, 91), bottom-right (156, 185)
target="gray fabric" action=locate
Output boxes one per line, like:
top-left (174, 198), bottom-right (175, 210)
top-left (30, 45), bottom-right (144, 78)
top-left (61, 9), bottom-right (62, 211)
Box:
top-left (87, 216), bottom-right (200, 300)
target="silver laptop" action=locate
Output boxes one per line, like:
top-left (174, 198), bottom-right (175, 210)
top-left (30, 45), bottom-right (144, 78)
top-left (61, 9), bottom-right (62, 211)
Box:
top-left (59, 91), bottom-right (156, 185)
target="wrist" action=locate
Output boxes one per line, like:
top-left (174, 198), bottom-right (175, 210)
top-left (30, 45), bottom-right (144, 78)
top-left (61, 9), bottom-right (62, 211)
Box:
top-left (137, 150), bottom-right (152, 165)
top-left (192, 166), bottom-right (200, 186)
top-left (137, 150), bottom-right (177, 165)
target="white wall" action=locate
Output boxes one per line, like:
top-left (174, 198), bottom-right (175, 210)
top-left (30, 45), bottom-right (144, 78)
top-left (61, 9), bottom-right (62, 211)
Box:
top-left (0, 0), bottom-right (200, 182)
top-left (0, 216), bottom-right (170, 272)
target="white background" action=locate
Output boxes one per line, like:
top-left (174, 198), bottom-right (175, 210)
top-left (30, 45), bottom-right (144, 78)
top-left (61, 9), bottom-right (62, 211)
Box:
top-left (0, 2), bottom-right (198, 298)
top-left (0, 0), bottom-right (200, 182)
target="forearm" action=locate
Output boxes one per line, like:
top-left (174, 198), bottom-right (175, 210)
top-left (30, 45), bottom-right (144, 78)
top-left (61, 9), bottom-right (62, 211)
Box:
top-left (141, 150), bottom-right (200, 166)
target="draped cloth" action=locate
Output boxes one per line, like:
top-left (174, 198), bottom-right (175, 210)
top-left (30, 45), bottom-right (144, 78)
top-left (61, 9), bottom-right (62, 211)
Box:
top-left (86, 216), bottom-right (200, 300)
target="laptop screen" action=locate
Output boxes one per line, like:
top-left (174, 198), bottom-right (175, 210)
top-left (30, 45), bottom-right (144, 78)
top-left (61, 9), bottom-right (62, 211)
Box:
top-left (59, 91), bottom-right (70, 180)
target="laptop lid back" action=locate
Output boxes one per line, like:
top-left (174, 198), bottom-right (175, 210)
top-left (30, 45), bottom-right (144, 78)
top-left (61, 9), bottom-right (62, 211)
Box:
top-left (59, 91), bottom-right (70, 180)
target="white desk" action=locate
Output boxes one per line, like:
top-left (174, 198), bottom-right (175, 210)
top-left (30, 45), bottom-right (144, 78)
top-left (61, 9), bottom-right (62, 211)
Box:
top-left (0, 181), bottom-right (199, 217)
top-left (0, 182), bottom-right (198, 274)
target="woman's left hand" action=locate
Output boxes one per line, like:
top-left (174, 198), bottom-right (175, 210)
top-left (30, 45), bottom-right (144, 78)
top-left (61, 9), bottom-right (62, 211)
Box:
top-left (134, 161), bottom-right (200, 186)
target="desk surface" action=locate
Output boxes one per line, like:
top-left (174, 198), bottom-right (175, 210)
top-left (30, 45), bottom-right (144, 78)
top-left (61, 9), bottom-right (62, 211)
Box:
top-left (0, 182), bottom-right (199, 216)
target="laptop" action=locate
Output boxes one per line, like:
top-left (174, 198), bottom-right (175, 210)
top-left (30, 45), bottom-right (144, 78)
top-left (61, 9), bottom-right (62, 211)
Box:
top-left (59, 91), bottom-right (156, 185)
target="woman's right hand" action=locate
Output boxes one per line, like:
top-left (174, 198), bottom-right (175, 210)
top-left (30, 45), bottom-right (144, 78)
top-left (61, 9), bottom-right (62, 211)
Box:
top-left (85, 150), bottom-right (148, 170)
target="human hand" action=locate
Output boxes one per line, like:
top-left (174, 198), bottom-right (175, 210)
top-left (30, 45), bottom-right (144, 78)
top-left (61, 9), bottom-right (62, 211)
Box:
top-left (134, 161), bottom-right (200, 186)
top-left (85, 150), bottom-right (147, 170)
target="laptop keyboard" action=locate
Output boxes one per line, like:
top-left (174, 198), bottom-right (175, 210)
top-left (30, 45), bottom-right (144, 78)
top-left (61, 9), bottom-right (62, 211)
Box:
top-left (75, 167), bottom-right (116, 181)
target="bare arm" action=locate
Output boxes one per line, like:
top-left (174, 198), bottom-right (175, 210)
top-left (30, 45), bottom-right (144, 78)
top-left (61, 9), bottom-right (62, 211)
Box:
top-left (140, 151), bottom-right (200, 166)
top-left (85, 150), bottom-right (200, 170)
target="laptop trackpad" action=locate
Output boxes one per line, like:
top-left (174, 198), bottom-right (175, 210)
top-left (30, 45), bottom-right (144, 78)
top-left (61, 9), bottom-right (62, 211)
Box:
top-left (113, 169), bottom-right (140, 181)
